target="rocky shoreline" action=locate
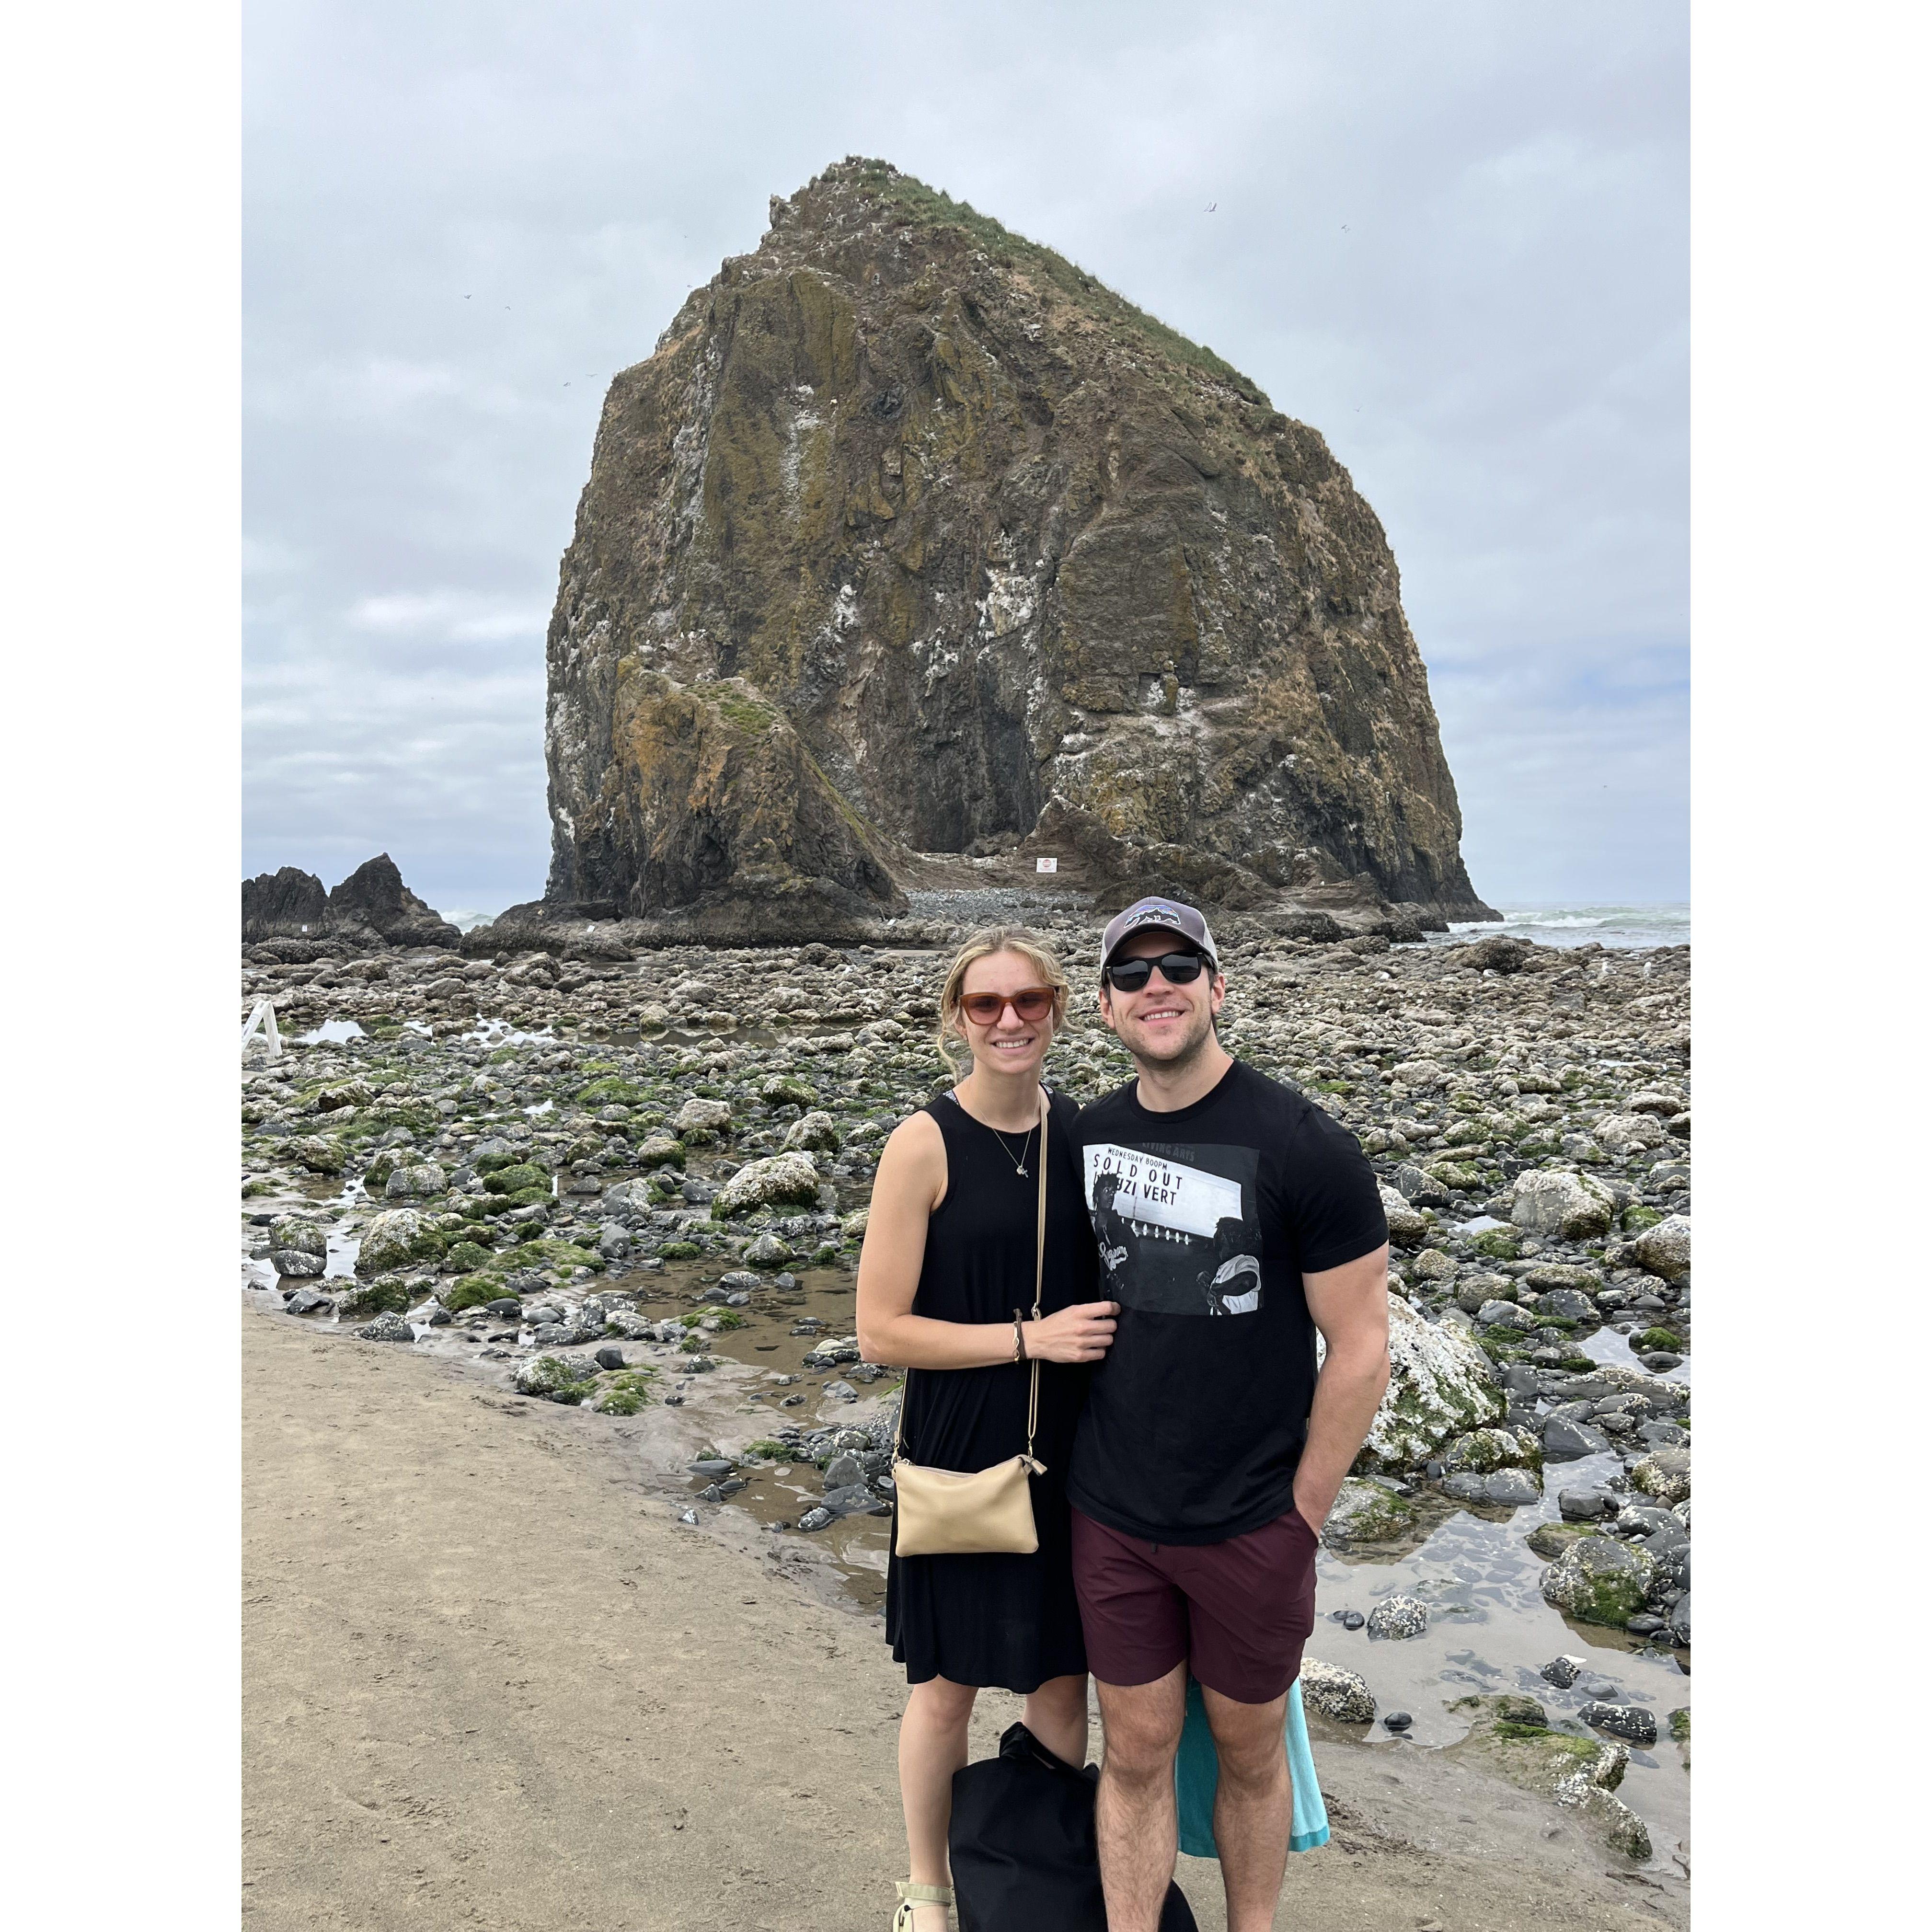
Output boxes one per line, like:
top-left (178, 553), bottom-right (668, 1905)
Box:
top-left (240, 907), bottom-right (1689, 1878)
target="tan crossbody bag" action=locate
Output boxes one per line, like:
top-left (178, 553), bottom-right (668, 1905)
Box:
top-left (889, 1087), bottom-right (1048, 1557)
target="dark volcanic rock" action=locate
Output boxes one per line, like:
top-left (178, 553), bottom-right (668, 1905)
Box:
top-left (1462, 935), bottom-right (1531, 974)
top-left (539, 157), bottom-right (1494, 929)
top-left (242, 866), bottom-right (327, 942)
top-left (324, 855), bottom-right (461, 950)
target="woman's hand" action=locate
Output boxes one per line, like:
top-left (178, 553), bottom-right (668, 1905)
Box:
top-left (1023, 1300), bottom-right (1120, 1363)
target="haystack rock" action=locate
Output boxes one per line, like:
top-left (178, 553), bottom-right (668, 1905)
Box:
top-left (533, 158), bottom-right (1494, 937)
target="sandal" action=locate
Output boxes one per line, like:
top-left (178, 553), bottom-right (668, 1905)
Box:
top-left (891, 1879), bottom-right (953, 1929)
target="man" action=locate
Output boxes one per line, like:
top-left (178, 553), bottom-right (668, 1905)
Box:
top-left (1069, 896), bottom-right (1392, 1932)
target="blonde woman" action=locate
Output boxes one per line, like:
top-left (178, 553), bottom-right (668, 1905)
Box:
top-left (857, 926), bottom-right (1120, 1930)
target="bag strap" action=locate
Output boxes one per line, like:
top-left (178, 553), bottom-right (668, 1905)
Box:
top-left (1024, 1086), bottom-right (1046, 1463)
top-left (891, 1084), bottom-right (1050, 1468)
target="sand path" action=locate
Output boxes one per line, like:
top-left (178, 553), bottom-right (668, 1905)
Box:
top-left (242, 1309), bottom-right (1681, 1930)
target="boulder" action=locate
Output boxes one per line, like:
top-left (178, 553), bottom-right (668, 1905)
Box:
top-left (1593, 1113), bottom-right (1668, 1158)
top-left (1630, 1214), bottom-right (1691, 1282)
top-left (673, 1098), bottom-right (735, 1141)
top-left (1319, 1478), bottom-right (1420, 1550)
top-left (1461, 935), bottom-right (1530, 974)
top-left (1475, 1300), bottom-right (1535, 1331)
top-left (1543, 1415), bottom-right (1612, 1462)
top-left (1536, 1287), bottom-right (1598, 1325)
top-left (1353, 1298), bottom-right (1505, 1473)
top-left (600, 1178), bottom-right (654, 1215)
top-left (1483, 1467), bottom-right (1542, 1506)
top-left (288, 1135), bottom-right (345, 1176)
top-left (1440, 1426), bottom-right (1538, 1475)
top-left (1630, 1448), bottom-right (1691, 1506)
top-left (514, 1355), bottom-right (598, 1403)
top-left (1299, 1659), bottom-right (1377, 1725)
top-left (1366, 1595), bottom-right (1428, 1640)
top-left (1377, 1184), bottom-right (1431, 1249)
top-left (1579, 1702), bottom-right (1658, 1748)
top-left (356, 1208), bottom-right (443, 1276)
top-left (1510, 1169), bottom-right (1616, 1242)
top-left (1539, 1535), bottom-right (1657, 1627)
top-left (1668, 1591), bottom-right (1692, 1645)
top-left (383, 1161), bottom-right (447, 1200)
top-left (1625, 1089), bottom-right (1685, 1118)
top-left (1454, 1273), bottom-right (1514, 1313)
top-left (268, 1216), bottom-right (327, 1278)
top-left (1388, 1062), bottom-right (1451, 1095)
top-left (710, 1152), bottom-right (825, 1219)
top-left (781, 1110), bottom-right (842, 1153)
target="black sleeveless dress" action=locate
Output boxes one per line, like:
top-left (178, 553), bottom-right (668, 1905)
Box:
top-left (886, 1086), bottom-right (1098, 1692)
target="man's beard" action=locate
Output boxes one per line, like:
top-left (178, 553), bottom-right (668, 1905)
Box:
top-left (1124, 1001), bottom-right (1218, 1073)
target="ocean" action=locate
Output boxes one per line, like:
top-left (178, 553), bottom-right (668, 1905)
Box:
top-left (1439, 903), bottom-right (1690, 951)
top-left (443, 900), bottom-right (1690, 951)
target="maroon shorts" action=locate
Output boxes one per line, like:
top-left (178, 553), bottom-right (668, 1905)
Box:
top-left (1070, 1505), bottom-right (1320, 1705)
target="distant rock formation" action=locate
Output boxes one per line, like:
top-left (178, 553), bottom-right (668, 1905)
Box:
top-left (540, 157), bottom-right (1493, 927)
top-left (242, 855), bottom-right (460, 950)
top-left (325, 855), bottom-right (462, 949)
top-left (242, 866), bottom-right (327, 941)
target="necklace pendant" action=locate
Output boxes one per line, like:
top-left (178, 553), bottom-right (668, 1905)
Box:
top-left (1015, 1165), bottom-right (1028, 1177)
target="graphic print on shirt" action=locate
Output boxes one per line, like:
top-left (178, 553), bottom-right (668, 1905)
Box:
top-left (1083, 1141), bottom-right (1263, 1317)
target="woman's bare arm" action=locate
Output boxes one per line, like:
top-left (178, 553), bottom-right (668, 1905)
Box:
top-left (856, 1114), bottom-right (1118, 1369)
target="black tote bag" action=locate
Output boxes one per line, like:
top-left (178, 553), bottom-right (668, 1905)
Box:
top-left (948, 1722), bottom-right (1198, 1932)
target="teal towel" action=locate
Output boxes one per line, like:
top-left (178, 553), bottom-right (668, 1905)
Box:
top-left (1174, 1674), bottom-right (1330, 1857)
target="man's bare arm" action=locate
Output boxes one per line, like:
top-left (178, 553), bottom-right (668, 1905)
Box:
top-left (1293, 1243), bottom-right (1392, 1531)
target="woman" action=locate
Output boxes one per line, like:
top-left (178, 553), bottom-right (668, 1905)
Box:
top-left (857, 927), bottom-right (1118, 1931)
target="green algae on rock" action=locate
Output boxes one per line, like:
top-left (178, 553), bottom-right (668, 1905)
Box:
top-left (1354, 1298), bottom-right (1506, 1474)
top-left (1538, 1534), bottom-right (1656, 1627)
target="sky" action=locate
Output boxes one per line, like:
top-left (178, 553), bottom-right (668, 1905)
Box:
top-left (244, 0), bottom-right (1688, 920)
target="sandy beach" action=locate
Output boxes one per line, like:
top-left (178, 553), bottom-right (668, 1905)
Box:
top-left (243, 1304), bottom-right (1683, 1931)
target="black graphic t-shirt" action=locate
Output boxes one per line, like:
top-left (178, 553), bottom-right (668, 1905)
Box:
top-left (1068, 1059), bottom-right (1388, 1545)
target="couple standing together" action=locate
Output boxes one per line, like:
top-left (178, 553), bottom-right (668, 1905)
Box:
top-left (856, 897), bottom-right (1394, 1932)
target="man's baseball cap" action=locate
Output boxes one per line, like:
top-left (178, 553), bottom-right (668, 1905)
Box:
top-left (1099, 896), bottom-right (1220, 976)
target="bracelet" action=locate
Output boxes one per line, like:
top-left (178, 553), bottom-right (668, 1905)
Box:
top-left (1012, 1313), bottom-right (1028, 1362)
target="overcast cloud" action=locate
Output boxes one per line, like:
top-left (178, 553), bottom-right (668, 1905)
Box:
top-left (244, 0), bottom-right (1687, 919)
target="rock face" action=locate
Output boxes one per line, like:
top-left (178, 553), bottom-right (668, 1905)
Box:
top-left (1354, 1297), bottom-right (1506, 1472)
top-left (539, 158), bottom-right (1492, 931)
top-left (242, 854), bottom-right (460, 950)
top-left (325, 855), bottom-right (462, 949)
top-left (242, 866), bottom-right (327, 940)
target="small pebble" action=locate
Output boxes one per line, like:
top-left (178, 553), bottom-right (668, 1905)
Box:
top-left (1382, 1712), bottom-right (1413, 1731)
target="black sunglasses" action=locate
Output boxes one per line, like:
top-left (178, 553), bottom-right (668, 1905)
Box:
top-left (1103, 950), bottom-right (1210, 993)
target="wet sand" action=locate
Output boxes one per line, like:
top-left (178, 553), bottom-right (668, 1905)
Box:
top-left (243, 1308), bottom-right (1683, 1931)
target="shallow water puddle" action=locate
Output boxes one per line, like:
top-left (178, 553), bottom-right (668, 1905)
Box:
top-left (294, 1019), bottom-right (366, 1045)
top-left (1581, 1324), bottom-right (1693, 1385)
top-left (1318, 1451), bottom-right (1690, 1864)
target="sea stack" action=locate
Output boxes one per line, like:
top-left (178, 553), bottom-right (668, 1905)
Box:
top-left (535, 158), bottom-right (1493, 937)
